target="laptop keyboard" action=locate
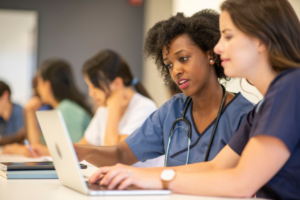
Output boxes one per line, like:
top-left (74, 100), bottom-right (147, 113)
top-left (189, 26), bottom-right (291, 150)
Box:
top-left (86, 181), bottom-right (110, 190)
top-left (86, 181), bottom-right (142, 191)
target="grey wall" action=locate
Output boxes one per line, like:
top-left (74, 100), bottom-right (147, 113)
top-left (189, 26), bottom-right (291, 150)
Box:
top-left (0, 0), bottom-right (144, 94)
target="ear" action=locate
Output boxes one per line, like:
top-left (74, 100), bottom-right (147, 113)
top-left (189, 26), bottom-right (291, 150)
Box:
top-left (109, 77), bottom-right (124, 91)
top-left (256, 38), bottom-right (267, 53)
top-left (44, 80), bottom-right (52, 92)
top-left (207, 51), bottom-right (216, 65)
top-left (3, 90), bottom-right (10, 100)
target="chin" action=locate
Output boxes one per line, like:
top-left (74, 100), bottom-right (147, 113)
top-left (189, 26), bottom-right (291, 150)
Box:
top-left (181, 88), bottom-right (196, 97)
top-left (223, 67), bottom-right (237, 78)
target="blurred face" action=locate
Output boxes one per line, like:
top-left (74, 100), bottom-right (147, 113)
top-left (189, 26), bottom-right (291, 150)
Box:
top-left (84, 75), bottom-right (107, 107)
top-left (214, 11), bottom-right (260, 78)
top-left (36, 76), bottom-right (50, 104)
top-left (162, 34), bottom-right (213, 97)
top-left (0, 91), bottom-right (9, 114)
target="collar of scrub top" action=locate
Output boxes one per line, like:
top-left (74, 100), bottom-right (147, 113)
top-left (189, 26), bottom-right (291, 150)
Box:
top-left (164, 84), bottom-right (227, 167)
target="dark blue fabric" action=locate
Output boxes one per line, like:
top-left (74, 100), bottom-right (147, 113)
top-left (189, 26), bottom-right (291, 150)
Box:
top-left (0, 103), bottom-right (24, 136)
top-left (126, 92), bottom-right (254, 166)
top-left (228, 68), bottom-right (300, 199)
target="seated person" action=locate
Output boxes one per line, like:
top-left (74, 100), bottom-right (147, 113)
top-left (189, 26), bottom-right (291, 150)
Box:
top-left (31, 50), bottom-right (164, 167)
top-left (2, 59), bottom-right (92, 156)
top-left (72, 10), bottom-right (254, 168)
top-left (84, 1), bottom-right (300, 199)
top-left (0, 80), bottom-right (25, 145)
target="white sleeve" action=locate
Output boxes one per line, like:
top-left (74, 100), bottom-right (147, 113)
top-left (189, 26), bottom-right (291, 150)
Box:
top-left (120, 102), bottom-right (157, 136)
top-left (84, 107), bottom-right (103, 146)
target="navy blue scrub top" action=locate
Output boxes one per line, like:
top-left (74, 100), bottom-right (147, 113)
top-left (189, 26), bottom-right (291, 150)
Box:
top-left (126, 92), bottom-right (254, 166)
top-left (0, 103), bottom-right (24, 136)
top-left (228, 68), bottom-right (300, 199)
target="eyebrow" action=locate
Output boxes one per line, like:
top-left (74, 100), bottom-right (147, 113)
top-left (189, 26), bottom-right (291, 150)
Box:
top-left (175, 50), bottom-right (187, 55)
top-left (163, 49), bottom-right (189, 61)
top-left (221, 29), bottom-right (231, 33)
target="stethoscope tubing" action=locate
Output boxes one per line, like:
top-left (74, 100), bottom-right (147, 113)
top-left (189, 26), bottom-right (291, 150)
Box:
top-left (164, 85), bottom-right (226, 166)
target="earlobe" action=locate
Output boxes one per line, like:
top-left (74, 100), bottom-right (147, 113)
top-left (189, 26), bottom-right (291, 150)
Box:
top-left (207, 51), bottom-right (216, 65)
top-left (257, 39), bottom-right (267, 53)
top-left (110, 77), bottom-right (123, 91)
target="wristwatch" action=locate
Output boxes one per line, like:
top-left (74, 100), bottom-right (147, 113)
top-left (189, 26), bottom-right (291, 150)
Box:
top-left (160, 169), bottom-right (176, 189)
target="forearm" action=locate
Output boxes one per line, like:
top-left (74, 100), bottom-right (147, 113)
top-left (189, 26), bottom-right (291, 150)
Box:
top-left (169, 169), bottom-right (252, 198)
top-left (0, 128), bottom-right (26, 145)
top-left (104, 107), bottom-right (121, 146)
top-left (83, 141), bottom-right (138, 167)
top-left (25, 111), bottom-right (41, 144)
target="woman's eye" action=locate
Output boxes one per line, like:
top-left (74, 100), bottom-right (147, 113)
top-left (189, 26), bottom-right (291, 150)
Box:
top-left (165, 63), bottom-right (173, 69)
top-left (180, 57), bottom-right (188, 62)
top-left (225, 36), bottom-right (232, 40)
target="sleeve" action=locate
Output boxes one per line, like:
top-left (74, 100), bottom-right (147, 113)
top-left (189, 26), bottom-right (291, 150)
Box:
top-left (15, 105), bottom-right (24, 130)
top-left (84, 108), bottom-right (102, 146)
top-left (125, 101), bottom-right (170, 162)
top-left (119, 103), bottom-right (157, 135)
top-left (228, 106), bottom-right (256, 156)
top-left (252, 83), bottom-right (300, 153)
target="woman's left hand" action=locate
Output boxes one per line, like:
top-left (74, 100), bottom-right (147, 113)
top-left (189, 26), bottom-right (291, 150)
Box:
top-left (89, 163), bottom-right (163, 190)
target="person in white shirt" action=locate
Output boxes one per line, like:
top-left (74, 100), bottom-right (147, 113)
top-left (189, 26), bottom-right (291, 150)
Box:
top-left (77, 49), bottom-right (164, 167)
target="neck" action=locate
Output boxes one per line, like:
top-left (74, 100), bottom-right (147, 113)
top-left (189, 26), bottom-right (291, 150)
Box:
top-left (47, 95), bottom-right (60, 108)
top-left (247, 59), bottom-right (278, 97)
top-left (1, 101), bottom-right (13, 121)
top-left (191, 78), bottom-right (223, 116)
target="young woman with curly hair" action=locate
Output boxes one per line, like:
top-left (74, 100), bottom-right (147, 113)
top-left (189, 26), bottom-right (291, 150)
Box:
top-left (74, 9), bottom-right (253, 168)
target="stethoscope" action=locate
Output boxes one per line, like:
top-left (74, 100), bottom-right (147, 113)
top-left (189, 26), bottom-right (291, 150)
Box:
top-left (164, 85), bottom-right (227, 167)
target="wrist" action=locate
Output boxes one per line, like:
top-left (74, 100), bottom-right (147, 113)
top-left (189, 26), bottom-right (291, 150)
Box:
top-left (160, 169), bottom-right (176, 190)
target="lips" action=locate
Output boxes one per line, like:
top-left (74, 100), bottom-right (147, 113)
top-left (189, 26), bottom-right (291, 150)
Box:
top-left (177, 79), bottom-right (189, 90)
top-left (221, 57), bottom-right (230, 66)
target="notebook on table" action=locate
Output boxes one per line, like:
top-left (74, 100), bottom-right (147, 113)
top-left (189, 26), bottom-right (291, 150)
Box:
top-left (36, 110), bottom-right (171, 196)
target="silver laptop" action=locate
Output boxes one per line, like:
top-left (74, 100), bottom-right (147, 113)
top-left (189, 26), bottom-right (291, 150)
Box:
top-left (36, 110), bottom-right (171, 195)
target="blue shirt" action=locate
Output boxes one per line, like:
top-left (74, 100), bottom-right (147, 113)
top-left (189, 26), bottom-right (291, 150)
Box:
top-left (228, 68), bottom-right (300, 199)
top-left (126, 92), bottom-right (254, 166)
top-left (0, 103), bottom-right (24, 136)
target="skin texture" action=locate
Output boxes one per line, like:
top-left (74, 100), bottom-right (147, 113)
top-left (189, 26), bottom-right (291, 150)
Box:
top-left (86, 11), bottom-right (291, 198)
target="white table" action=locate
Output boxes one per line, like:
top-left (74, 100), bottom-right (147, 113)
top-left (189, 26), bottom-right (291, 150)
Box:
top-left (0, 153), bottom-right (261, 200)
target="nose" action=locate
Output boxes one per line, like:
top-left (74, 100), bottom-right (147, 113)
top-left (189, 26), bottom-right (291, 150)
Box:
top-left (214, 38), bottom-right (224, 55)
top-left (171, 62), bottom-right (183, 79)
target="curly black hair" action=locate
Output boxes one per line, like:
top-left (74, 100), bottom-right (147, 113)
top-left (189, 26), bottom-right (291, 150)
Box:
top-left (144, 9), bottom-right (230, 86)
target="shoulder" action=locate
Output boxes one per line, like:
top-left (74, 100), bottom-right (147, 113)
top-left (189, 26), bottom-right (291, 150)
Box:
top-left (225, 92), bottom-right (254, 115)
top-left (269, 68), bottom-right (300, 93)
top-left (130, 93), bottom-right (157, 111)
top-left (12, 103), bottom-right (23, 112)
top-left (12, 103), bottom-right (23, 116)
top-left (58, 99), bottom-right (91, 118)
top-left (94, 106), bottom-right (107, 118)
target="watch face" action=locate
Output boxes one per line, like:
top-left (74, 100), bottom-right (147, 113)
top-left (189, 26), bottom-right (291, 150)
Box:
top-left (161, 169), bottom-right (175, 181)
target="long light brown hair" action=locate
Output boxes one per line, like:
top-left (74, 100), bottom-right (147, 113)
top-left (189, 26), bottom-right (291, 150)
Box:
top-left (221, 0), bottom-right (300, 72)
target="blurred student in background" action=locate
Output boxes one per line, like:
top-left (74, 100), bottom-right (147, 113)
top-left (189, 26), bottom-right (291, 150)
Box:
top-left (0, 80), bottom-right (25, 145)
top-left (2, 59), bottom-right (92, 155)
top-left (32, 50), bottom-right (164, 167)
